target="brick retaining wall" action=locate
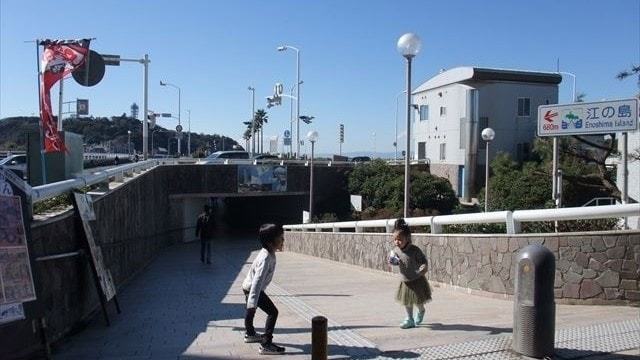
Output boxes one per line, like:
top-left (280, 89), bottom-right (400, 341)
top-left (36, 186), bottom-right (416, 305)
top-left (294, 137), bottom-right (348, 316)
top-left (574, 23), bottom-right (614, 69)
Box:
top-left (284, 231), bottom-right (640, 305)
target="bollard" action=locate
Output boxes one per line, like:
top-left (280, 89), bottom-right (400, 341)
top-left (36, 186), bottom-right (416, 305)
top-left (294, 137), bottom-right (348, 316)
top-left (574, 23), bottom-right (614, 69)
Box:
top-left (513, 244), bottom-right (555, 358)
top-left (311, 315), bottom-right (327, 360)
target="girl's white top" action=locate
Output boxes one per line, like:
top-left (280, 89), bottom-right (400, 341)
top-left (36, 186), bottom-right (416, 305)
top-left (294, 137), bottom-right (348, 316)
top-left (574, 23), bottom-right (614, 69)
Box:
top-left (242, 248), bottom-right (277, 308)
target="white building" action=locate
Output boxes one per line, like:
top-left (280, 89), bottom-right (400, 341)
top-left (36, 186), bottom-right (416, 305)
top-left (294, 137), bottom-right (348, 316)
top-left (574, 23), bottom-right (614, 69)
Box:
top-left (412, 67), bottom-right (561, 201)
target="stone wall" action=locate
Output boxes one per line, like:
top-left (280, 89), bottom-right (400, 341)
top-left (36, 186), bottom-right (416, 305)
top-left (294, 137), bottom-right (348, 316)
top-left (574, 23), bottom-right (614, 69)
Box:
top-left (284, 231), bottom-right (640, 305)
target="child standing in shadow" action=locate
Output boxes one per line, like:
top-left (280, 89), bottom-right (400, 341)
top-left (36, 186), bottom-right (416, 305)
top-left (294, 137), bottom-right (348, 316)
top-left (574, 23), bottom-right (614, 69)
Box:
top-left (388, 218), bottom-right (432, 329)
top-left (242, 224), bottom-right (286, 355)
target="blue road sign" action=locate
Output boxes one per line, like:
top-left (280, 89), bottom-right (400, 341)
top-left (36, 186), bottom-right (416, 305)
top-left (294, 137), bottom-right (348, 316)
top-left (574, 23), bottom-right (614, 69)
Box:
top-left (284, 130), bottom-right (291, 138)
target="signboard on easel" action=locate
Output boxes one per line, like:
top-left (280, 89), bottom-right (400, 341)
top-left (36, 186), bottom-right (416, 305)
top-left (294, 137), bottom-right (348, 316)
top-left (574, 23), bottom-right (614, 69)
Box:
top-left (72, 192), bottom-right (119, 323)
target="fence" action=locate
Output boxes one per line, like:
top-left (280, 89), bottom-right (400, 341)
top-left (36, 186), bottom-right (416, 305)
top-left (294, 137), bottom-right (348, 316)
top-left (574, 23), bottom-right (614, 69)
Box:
top-left (284, 203), bottom-right (640, 234)
top-left (30, 160), bottom-right (158, 203)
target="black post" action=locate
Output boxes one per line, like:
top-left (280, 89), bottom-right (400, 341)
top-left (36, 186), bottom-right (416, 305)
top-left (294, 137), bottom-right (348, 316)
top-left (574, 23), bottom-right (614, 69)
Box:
top-left (311, 316), bottom-right (327, 360)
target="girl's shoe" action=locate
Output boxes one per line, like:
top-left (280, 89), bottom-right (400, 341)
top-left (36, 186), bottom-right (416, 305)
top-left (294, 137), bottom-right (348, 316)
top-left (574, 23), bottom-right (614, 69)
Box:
top-left (400, 318), bottom-right (415, 329)
top-left (415, 310), bottom-right (425, 325)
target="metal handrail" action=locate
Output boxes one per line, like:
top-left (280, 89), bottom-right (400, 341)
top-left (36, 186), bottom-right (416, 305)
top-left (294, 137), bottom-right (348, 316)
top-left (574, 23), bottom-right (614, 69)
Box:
top-left (31, 160), bottom-right (158, 203)
top-left (284, 203), bottom-right (639, 234)
top-left (582, 197), bottom-right (617, 207)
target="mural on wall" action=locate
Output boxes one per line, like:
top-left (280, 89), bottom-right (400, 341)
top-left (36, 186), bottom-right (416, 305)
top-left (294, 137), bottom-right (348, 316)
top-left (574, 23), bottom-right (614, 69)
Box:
top-left (238, 165), bottom-right (287, 193)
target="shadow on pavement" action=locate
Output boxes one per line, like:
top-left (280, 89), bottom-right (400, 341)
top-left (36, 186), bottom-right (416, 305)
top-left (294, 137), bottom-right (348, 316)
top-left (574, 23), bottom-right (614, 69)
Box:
top-left (424, 322), bottom-right (512, 335)
top-left (554, 348), bottom-right (640, 359)
top-left (272, 293), bottom-right (352, 297)
top-left (53, 236), bottom-right (260, 359)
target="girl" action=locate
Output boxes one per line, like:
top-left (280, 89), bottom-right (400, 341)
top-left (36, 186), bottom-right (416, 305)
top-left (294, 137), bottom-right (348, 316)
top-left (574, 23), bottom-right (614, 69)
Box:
top-left (388, 218), bottom-right (432, 329)
top-left (242, 223), bottom-right (286, 355)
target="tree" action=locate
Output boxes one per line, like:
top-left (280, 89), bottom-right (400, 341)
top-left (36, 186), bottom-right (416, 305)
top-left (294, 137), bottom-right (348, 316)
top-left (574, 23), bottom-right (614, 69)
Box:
top-left (348, 159), bottom-right (457, 217)
top-left (616, 64), bottom-right (640, 161)
top-left (479, 152), bottom-right (552, 211)
top-left (254, 109), bottom-right (268, 152)
top-left (615, 64), bottom-right (640, 84)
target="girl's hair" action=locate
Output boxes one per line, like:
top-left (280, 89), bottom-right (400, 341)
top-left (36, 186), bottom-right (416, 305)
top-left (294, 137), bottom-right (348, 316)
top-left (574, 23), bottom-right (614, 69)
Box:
top-left (258, 223), bottom-right (284, 250)
top-left (394, 218), bottom-right (411, 242)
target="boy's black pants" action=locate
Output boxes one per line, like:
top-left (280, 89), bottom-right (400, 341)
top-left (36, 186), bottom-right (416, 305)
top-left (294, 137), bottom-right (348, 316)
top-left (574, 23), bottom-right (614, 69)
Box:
top-left (244, 290), bottom-right (278, 344)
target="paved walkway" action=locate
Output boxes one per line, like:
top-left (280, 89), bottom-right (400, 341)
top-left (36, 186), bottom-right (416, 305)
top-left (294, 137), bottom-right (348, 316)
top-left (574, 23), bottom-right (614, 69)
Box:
top-left (54, 237), bottom-right (640, 359)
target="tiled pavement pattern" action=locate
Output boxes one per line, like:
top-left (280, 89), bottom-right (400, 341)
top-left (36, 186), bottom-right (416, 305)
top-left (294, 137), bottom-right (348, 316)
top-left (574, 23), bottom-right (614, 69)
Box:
top-left (54, 237), bottom-right (640, 359)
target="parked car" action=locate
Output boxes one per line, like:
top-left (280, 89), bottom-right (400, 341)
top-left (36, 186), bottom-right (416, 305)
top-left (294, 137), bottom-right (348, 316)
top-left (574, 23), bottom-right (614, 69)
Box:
top-left (0, 154), bottom-right (27, 179)
top-left (252, 154), bottom-right (279, 160)
top-left (197, 151), bottom-right (250, 164)
top-left (350, 156), bottom-right (371, 163)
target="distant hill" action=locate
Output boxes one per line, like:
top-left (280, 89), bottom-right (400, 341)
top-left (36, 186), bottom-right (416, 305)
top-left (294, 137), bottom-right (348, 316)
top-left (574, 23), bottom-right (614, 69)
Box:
top-left (0, 116), bottom-right (238, 156)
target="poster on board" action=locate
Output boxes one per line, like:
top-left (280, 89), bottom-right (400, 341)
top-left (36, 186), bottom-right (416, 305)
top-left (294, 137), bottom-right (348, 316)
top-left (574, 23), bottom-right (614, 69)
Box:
top-left (0, 195), bottom-right (37, 305)
top-left (0, 302), bottom-right (25, 324)
top-left (0, 169), bottom-right (36, 324)
top-left (72, 192), bottom-right (116, 301)
top-left (237, 165), bottom-right (287, 193)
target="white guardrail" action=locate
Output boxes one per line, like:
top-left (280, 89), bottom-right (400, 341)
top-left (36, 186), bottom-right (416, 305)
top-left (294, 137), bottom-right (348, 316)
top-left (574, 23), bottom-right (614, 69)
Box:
top-left (284, 204), bottom-right (640, 234)
top-left (30, 160), bottom-right (159, 203)
top-left (83, 152), bottom-right (131, 160)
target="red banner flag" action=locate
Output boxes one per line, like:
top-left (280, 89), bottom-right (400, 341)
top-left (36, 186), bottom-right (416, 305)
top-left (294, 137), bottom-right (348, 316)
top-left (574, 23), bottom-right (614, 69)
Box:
top-left (39, 39), bottom-right (90, 152)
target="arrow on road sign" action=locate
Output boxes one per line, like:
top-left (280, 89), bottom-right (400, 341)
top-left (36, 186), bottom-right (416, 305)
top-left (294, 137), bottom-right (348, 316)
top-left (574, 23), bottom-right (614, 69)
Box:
top-left (544, 110), bottom-right (558, 122)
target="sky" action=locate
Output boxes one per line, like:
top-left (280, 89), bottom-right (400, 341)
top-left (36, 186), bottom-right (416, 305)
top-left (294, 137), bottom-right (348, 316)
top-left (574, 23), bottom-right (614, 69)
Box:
top-left (1, 0), bottom-right (639, 155)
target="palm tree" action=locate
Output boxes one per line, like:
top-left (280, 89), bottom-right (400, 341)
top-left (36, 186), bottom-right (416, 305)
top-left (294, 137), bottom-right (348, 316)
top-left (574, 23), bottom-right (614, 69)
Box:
top-left (242, 128), bottom-right (252, 151)
top-left (616, 65), bottom-right (640, 161)
top-left (616, 65), bottom-right (640, 83)
top-left (254, 109), bottom-right (268, 153)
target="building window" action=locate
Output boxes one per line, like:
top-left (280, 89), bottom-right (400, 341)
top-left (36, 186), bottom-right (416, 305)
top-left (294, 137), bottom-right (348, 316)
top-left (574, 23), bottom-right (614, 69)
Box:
top-left (517, 98), bottom-right (531, 117)
top-left (419, 105), bottom-right (429, 121)
top-left (439, 143), bottom-right (446, 160)
top-left (418, 142), bottom-right (426, 159)
top-left (440, 106), bottom-right (446, 116)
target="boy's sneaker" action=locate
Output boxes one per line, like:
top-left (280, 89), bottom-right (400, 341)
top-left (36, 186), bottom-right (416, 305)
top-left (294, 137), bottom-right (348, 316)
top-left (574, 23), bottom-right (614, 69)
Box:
top-left (244, 333), bottom-right (263, 343)
top-left (259, 342), bottom-right (285, 355)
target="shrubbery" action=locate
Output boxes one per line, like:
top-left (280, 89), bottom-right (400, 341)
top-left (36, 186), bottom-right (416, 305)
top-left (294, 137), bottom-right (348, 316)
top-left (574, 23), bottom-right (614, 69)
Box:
top-left (348, 159), bottom-right (457, 220)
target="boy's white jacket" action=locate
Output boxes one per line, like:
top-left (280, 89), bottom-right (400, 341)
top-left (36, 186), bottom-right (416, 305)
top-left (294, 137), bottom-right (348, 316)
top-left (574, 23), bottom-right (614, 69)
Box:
top-left (242, 248), bottom-right (277, 308)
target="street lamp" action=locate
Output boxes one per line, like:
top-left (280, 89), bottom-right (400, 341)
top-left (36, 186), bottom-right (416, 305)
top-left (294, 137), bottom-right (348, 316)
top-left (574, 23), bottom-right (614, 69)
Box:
top-left (372, 132), bottom-right (376, 158)
top-left (187, 109), bottom-right (191, 157)
top-left (277, 44), bottom-right (301, 158)
top-left (307, 130), bottom-right (318, 222)
top-left (160, 81), bottom-right (181, 156)
top-left (127, 130), bottom-right (132, 155)
top-left (248, 86), bottom-right (256, 157)
top-left (395, 90), bottom-right (407, 163)
top-left (481, 127), bottom-right (495, 212)
top-left (289, 81), bottom-right (303, 158)
top-left (397, 32), bottom-right (422, 218)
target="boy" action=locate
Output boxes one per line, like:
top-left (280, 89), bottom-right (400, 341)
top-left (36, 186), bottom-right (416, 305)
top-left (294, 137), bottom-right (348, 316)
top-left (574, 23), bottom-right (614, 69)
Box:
top-left (242, 224), bottom-right (285, 355)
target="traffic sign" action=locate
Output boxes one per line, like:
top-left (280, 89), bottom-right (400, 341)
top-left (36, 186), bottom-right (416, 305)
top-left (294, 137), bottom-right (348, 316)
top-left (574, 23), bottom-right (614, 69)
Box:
top-left (284, 130), bottom-right (291, 138)
top-left (72, 50), bottom-right (105, 87)
top-left (176, 124), bottom-right (183, 133)
top-left (77, 99), bottom-right (89, 115)
top-left (274, 83), bottom-right (284, 97)
top-left (537, 98), bottom-right (638, 136)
